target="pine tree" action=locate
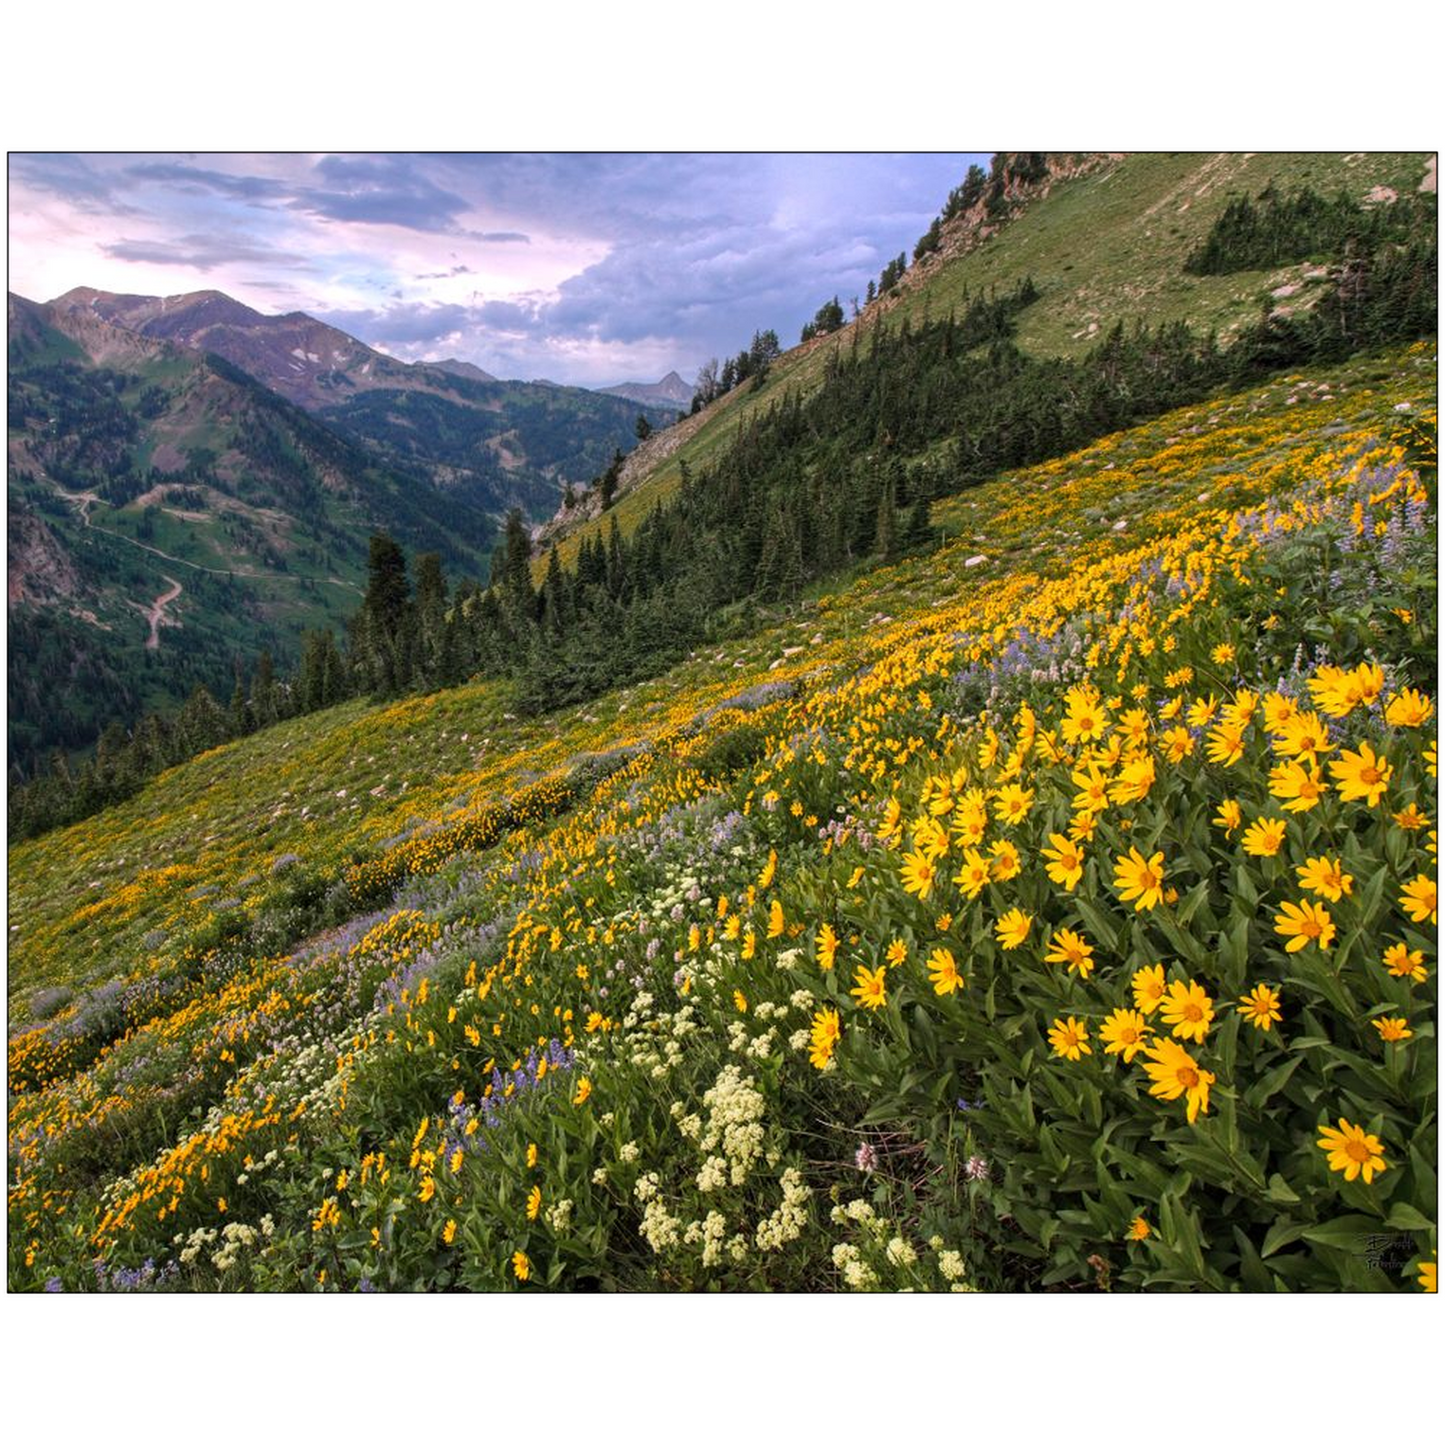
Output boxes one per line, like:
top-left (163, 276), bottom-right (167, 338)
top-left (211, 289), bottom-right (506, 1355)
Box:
top-left (875, 476), bottom-right (900, 561)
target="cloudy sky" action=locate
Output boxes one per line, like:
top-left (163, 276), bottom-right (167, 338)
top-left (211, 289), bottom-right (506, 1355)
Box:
top-left (9, 152), bottom-right (987, 387)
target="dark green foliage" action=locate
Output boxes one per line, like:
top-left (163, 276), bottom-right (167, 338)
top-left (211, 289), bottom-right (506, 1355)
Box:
top-left (879, 252), bottom-right (908, 295)
top-left (801, 296), bottom-right (846, 342)
top-left (1184, 184), bottom-right (1434, 275)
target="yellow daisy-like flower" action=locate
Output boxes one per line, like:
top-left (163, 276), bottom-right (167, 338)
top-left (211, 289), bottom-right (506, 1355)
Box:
top-left (927, 947), bottom-right (964, 996)
top-left (994, 908), bottom-right (1032, 950)
top-left (900, 849), bottom-right (937, 900)
top-left (1371, 1016), bottom-right (1413, 1043)
top-left (1274, 898), bottom-right (1336, 952)
top-left (1126, 1216), bottom-right (1151, 1242)
top-left (1316, 1117), bottom-right (1388, 1184)
top-left (816, 922), bottom-right (838, 971)
top-left (1071, 760), bottom-right (1111, 815)
top-left (757, 849), bottom-right (778, 889)
top-left (1205, 722), bottom-right (1246, 767)
top-left (1060, 687), bottom-right (1109, 745)
top-left (741, 928), bottom-right (757, 959)
top-left (1224, 689), bottom-right (1259, 729)
top-left (1162, 724), bottom-right (1195, 763)
top-left (1273, 709), bottom-right (1332, 760)
top-left (1237, 983), bottom-right (1282, 1032)
top-left (912, 816), bottom-right (950, 861)
top-left (526, 1185), bottom-right (542, 1220)
top-left (1211, 643), bottom-right (1236, 666)
top-left (1041, 832), bottom-right (1085, 892)
top-left (1132, 963), bottom-right (1167, 1016)
top-left (1268, 759), bottom-right (1330, 812)
top-left (1099, 1008), bottom-right (1152, 1062)
top-left (851, 964), bottom-right (888, 1010)
top-left (1118, 707), bottom-right (1151, 746)
top-left (1328, 741), bottom-right (1393, 807)
top-left (1262, 691), bottom-right (1298, 730)
top-left (1043, 927), bottom-right (1095, 979)
top-left (572, 1077), bottom-right (592, 1106)
top-left (1212, 798), bottom-right (1242, 835)
top-left (1392, 803), bottom-right (1428, 831)
top-left (418, 1176), bottom-right (436, 1203)
top-left (1418, 1257), bottom-right (1437, 1293)
top-left (1382, 942), bottom-right (1427, 983)
top-left (526, 1143), bottom-right (538, 1168)
top-left (1047, 1015), bottom-right (1091, 1061)
top-left (1425, 740), bottom-right (1437, 777)
top-left (977, 729), bottom-right (1001, 769)
top-left (953, 846), bottom-right (992, 899)
top-left (1140, 1038), bottom-right (1215, 1122)
top-left (767, 898), bottom-right (786, 938)
top-left (443, 1219), bottom-right (458, 1246)
top-left (989, 838), bottom-right (1022, 880)
top-left (993, 783), bottom-right (1034, 826)
top-left (885, 938), bottom-right (908, 968)
top-left (1399, 874), bottom-right (1437, 924)
top-left (512, 1250), bottom-right (531, 1281)
top-left (1109, 753), bottom-right (1156, 804)
top-left (733, 989), bottom-right (748, 1013)
top-left (1296, 855), bottom-right (1353, 902)
top-left (809, 1007), bottom-right (841, 1069)
top-left (1159, 979), bottom-right (1215, 1043)
top-left (1188, 694), bottom-right (1219, 729)
top-left (1241, 816), bottom-right (1287, 857)
top-left (1113, 846), bottom-right (1165, 911)
top-left (1385, 688), bottom-right (1434, 728)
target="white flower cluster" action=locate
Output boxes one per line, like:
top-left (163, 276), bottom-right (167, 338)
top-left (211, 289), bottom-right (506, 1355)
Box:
top-left (545, 1198), bottom-right (574, 1234)
top-left (696, 1065), bottom-right (767, 1188)
top-left (175, 1215), bottom-right (274, 1271)
top-left (831, 1241), bottom-right (878, 1291)
top-left (683, 1209), bottom-right (729, 1268)
top-left (754, 1168), bottom-right (810, 1252)
top-left (936, 1249), bottom-right (967, 1282)
top-left (640, 1197), bottom-right (683, 1253)
top-left (885, 1236), bottom-right (917, 1268)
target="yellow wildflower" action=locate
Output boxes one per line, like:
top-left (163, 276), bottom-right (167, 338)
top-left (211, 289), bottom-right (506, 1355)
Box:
top-left (1316, 1118), bottom-right (1387, 1184)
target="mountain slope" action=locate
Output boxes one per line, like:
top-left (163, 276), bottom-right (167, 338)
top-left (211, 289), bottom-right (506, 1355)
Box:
top-left (537, 150), bottom-right (1433, 572)
top-left (7, 342), bottom-right (1435, 1293)
top-left (52, 286), bottom-right (681, 520)
top-left (6, 294), bottom-right (498, 770)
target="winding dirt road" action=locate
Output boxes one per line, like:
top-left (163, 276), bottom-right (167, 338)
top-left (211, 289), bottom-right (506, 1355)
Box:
top-left (136, 577), bottom-right (182, 650)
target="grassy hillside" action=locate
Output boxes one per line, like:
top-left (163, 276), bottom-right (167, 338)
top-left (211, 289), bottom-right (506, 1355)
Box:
top-left (9, 342), bottom-right (1435, 1293)
top-left (540, 151), bottom-right (1431, 578)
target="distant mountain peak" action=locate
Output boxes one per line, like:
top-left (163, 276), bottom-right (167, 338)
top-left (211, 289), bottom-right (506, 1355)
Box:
top-left (430, 357), bottom-right (499, 385)
top-left (598, 371), bottom-right (693, 409)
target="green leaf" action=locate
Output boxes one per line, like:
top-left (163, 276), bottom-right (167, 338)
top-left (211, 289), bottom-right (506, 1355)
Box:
top-left (1261, 1219), bottom-right (1310, 1258)
top-left (1384, 1202), bottom-right (1434, 1232)
top-left (1301, 1213), bottom-right (1389, 1253)
top-left (1265, 1173), bottom-right (1301, 1206)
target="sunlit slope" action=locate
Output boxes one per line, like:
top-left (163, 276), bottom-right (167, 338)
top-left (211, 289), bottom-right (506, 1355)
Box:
top-left (11, 344), bottom-right (1432, 1019)
top-left (539, 151), bottom-right (1430, 577)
